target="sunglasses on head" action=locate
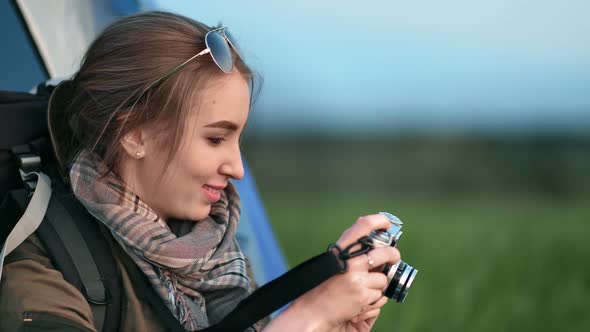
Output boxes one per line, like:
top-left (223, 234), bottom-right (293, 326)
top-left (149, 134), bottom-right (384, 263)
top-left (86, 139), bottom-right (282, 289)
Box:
top-left (145, 27), bottom-right (242, 91)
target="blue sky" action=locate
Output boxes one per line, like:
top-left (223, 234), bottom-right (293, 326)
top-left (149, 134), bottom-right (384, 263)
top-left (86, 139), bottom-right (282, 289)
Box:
top-left (151, 0), bottom-right (590, 134)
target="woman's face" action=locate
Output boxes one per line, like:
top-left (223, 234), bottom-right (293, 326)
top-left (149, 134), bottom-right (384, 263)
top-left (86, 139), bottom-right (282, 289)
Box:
top-left (123, 70), bottom-right (250, 222)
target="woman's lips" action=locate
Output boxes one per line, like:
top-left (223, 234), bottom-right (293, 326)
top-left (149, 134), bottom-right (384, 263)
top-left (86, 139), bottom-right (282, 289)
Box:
top-left (202, 184), bottom-right (222, 203)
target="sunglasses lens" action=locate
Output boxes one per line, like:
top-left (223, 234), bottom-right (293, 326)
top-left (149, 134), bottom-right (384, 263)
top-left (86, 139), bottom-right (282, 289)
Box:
top-left (223, 28), bottom-right (243, 59)
top-left (206, 31), bottom-right (233, 73)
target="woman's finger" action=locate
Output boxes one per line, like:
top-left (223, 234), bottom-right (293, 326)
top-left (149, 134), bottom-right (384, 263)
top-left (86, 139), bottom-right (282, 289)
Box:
top-left (337, 214), bottom-right (392, 247)
top-left (355, 295), bottom-right (387, 323)
top-left (366, 288), bottom-right (384, 307)
top-left (367, 295), bottom-right (388, 310)
top-left (358, 272), bottom-right (388, 291)
top-left (347, 246), bottom-right (401, 271)
top-left (351, 308), bottom-right (382, 324)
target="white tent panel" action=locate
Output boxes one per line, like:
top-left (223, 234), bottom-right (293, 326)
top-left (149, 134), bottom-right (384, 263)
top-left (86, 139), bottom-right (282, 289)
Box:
top-left (15, 0), bottom-right (119, 78)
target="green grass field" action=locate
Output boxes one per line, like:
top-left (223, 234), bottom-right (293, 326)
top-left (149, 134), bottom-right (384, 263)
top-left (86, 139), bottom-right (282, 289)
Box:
top-left (263, 193), bottom-right (590, 331)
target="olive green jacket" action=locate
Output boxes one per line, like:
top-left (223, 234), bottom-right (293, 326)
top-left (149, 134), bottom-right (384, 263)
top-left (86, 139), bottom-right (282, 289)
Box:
top-left (1, 232), bottom-right (170, 331)
top-left (0, 232), bottom-right (265, 331)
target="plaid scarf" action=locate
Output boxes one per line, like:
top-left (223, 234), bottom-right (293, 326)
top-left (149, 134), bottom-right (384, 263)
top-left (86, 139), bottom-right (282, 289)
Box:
top-left (69, 150), bottom-right (252, 331)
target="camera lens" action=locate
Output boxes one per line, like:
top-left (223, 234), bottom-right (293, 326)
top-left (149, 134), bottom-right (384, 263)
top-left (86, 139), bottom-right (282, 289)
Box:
top-left (383, 261), bottom-right (418, 303)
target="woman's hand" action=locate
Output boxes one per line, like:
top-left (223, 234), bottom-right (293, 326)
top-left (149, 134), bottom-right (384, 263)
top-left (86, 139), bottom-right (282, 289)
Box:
top-left (266, 214), bottom-right (401, 332)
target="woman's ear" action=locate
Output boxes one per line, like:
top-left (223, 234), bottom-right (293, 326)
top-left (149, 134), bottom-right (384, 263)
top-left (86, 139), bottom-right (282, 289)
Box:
top-left (120, 129), bottom-right (147, 159)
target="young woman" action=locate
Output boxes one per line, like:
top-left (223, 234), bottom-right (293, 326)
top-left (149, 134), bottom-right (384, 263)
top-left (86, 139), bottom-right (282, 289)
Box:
top-left (0, 11), bottom-right (400, 331)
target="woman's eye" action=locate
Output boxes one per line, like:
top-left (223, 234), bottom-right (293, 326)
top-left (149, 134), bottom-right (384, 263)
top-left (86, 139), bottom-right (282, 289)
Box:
top-left (208, 137), bottom-right (225, 145)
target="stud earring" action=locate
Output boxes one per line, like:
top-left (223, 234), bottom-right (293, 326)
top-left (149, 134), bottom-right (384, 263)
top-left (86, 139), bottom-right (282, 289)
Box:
top-left (135, 151), bottom-right (145, 158)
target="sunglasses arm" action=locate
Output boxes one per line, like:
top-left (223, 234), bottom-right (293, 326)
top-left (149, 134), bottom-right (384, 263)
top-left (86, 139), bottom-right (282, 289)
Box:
top-left (146, 48), bottom-right (211, 90)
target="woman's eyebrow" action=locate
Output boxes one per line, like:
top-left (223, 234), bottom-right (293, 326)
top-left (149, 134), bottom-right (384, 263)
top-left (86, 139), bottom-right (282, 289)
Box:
top-left (204, 120), bottom-right (239, 131)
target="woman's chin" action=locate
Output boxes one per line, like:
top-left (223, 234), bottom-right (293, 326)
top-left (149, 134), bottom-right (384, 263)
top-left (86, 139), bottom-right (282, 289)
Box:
top-left (168, 199), bottom-right (212, 222)
top-left (187, 204), bottom-right (212, 221)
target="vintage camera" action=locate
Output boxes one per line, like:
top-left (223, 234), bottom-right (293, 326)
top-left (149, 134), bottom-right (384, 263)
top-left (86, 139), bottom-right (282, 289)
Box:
top-left (368, 212), bottom-right (418, 303)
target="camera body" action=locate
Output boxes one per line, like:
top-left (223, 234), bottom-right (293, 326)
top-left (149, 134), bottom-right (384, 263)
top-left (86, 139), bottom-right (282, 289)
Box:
top-left (368, 212), bottom-right (418, 303)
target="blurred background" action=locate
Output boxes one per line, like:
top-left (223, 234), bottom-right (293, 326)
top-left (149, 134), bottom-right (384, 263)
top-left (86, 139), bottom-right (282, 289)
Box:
top-left (2, 0), bottom-right (589, 331)
top-left (156, 2), bottom-right (590, 331)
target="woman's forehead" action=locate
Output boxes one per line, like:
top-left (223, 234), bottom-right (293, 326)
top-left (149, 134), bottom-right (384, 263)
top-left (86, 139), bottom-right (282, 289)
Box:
top-left (191, 72), bottom-right (250, 127)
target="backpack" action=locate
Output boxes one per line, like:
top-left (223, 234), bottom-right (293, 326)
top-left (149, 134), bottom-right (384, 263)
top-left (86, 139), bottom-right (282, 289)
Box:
top-left (0, 84), bottom-right (360, 332)
top-left (0, 84), bottom-right (123, 331)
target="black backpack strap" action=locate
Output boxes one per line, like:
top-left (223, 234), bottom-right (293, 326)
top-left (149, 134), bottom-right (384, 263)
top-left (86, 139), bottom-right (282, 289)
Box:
top-left (0, 191), bottom-right (22, 245)
top-left (10, 188), bottom-right (122, 332)
top-left (58, 190), bottom-right (123, 332)
top-left (117, 244), bottom-right (186, 332)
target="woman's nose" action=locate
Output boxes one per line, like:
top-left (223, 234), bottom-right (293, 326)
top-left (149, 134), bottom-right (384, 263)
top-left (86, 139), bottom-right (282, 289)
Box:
top-left (219, 148), bottom-right (245, 180)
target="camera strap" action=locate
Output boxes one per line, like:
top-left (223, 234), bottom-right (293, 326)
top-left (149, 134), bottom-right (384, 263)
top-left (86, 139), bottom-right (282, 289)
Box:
top-left (202, 238), bottom-right (376, 331)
